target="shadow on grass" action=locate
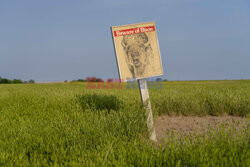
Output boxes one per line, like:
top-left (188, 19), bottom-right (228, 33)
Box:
top-left (76, 94), bottom-right (122, 112)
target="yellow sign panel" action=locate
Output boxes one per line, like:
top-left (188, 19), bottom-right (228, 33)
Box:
top-left (111, 22), bottom-right (164, 81)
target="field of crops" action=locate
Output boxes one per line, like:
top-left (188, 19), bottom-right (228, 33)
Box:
top-left (0, 80), bottom-right (249, 166)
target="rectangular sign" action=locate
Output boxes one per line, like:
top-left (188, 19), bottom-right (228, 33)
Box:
top-left (111, 22), bottom-right (164, 81)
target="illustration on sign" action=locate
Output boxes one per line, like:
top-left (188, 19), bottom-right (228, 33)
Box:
top-left (111, 22), bottom-right (163, 81)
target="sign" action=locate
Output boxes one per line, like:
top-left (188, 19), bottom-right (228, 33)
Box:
top-left (111, 22), bottom-right (163, 81)
top-left (111, 22), bottom-right (164, 142)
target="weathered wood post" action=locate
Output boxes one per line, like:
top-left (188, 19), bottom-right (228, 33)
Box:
top-left (138, 78), bottom-right (157, 142)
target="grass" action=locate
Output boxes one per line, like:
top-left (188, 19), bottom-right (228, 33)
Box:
top-left (151, 80), bottom-right (250, 116)
top-left (0, 80), bottom-right (249, 166)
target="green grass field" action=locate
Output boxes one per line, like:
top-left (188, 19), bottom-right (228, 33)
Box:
top-left (0, 80), bottom-right (249, 166)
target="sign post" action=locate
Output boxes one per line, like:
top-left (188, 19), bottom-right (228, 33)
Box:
top-left (138, 78), bottom-right (157, 142)
top-left (111, 22), bottom-right (163, 142)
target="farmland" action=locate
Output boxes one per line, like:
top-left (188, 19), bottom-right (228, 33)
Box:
top-left (0, 80), bottom-right (249, 166)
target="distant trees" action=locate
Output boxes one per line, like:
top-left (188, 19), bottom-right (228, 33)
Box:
top-left (13, 79), bottom-right (23, 84)
top-left (71, 77), bottom-right (106, 83)
top-left (73, 77), bottom-right (166, 83)
top-left (0, 77), bottom-right (11, 84)
top-left (71, 79), bottom-right (87, 82)
top-left (96, 78), bottom-right (104, 82)
top-left (155, 78), bottom-right (168, 81)
top-left (107, 78), bottom-right (114, 83)
top-left (88, 77), bottom-right (105, 82)
top-left (28, 80), bottom-right (35, 83)
top-left (155, 78), bottom-right (168, 82)
top-left (77, 79), bottom-right (86, 82)
top-left (0, 77), bottom-right (35, 84)
top-left (156, 78), bottom-right (163, 82)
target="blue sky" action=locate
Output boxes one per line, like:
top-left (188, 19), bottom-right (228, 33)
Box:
top-left (0, 0), bottom-right (249, 81)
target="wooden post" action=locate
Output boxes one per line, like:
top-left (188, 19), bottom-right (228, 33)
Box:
top-left (138, 78), bottom-right (157, 142)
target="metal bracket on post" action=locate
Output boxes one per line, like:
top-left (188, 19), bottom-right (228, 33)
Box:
top-left (138, 78), bottom-right (157, 142)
